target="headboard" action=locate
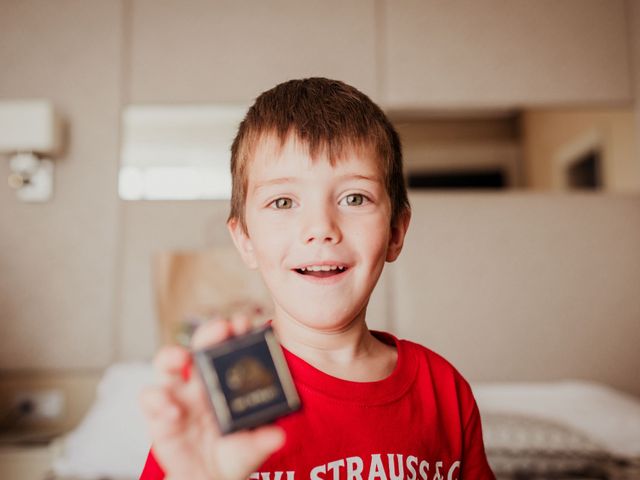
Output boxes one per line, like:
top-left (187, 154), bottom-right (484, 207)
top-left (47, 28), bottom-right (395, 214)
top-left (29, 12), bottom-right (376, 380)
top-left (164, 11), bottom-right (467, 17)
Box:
top-left (387, 193), bottom-right (640, 396)
top-left (125, 193), bottom-right (640, 396)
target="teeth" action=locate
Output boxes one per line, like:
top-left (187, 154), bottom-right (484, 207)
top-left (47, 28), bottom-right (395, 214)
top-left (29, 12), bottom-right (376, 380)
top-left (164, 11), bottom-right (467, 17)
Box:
top-left (298, 265), bottom-right (347, 272)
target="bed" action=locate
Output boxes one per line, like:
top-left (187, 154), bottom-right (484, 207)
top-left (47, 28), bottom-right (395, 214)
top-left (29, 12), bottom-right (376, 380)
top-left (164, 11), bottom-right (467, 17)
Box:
top-left (474, 381), bottom-right (640, 480)
top-left (48, 363), bottom-right (640, 480)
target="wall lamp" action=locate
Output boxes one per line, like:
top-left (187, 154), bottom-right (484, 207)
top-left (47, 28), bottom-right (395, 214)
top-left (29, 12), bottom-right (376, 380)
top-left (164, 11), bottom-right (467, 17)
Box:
top-left (0, 100), bottom-right (64, 202)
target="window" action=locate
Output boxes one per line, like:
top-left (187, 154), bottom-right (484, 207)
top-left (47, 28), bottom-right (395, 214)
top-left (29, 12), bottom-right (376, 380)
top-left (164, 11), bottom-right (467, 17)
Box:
top-left (119, 105), bottom-right (247, 200)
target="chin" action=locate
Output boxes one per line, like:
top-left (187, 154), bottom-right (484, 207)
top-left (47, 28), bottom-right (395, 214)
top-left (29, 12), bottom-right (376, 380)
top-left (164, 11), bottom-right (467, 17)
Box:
top-left (284, 305), bottom-right (367, 332)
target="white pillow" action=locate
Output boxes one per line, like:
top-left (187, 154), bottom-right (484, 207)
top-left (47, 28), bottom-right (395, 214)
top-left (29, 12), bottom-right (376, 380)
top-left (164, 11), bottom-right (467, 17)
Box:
top-left (52, 362), bottom-right (155, 479)
top-left (472, 380), bottom-right (640, 458)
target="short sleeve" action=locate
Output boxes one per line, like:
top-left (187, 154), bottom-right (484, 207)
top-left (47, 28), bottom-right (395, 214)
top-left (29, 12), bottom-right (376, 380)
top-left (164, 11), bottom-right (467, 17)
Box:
top-left (140, 450), bottom-right (165, 480)
top-left (460, 395), bottom-right (496, 479)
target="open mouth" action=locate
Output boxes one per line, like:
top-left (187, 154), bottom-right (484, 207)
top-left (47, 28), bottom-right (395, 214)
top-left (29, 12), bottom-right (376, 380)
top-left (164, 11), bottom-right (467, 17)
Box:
top-left (293, 265), bottom-right (348, 278)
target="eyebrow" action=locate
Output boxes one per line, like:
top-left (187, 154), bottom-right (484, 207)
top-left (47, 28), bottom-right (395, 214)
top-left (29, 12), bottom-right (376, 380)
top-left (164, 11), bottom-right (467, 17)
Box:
top-left (253, 174), bottom-right (381, 192)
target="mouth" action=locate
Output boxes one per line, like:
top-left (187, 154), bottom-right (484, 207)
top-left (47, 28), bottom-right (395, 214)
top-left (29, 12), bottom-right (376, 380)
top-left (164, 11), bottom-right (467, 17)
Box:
top-left (292, 264), bottom-right (349, 279)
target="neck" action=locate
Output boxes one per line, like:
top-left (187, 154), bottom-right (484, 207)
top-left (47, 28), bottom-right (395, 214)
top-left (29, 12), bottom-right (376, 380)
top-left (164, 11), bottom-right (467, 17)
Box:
top-left (270, 305), bottom-right (397, 382)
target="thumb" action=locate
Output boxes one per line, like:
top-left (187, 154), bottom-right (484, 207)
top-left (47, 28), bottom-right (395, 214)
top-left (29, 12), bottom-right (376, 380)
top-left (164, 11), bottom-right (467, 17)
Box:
top-left (215, 426), bottom-right (286, 479)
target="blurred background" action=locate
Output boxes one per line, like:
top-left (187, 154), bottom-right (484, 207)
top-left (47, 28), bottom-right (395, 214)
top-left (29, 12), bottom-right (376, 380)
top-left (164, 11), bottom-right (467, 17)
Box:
top-left (1, 1), bottom-right (639, 479)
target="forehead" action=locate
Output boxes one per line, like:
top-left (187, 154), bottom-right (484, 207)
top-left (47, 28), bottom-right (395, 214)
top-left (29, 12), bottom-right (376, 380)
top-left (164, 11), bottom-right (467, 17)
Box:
top-left (246, 133), bottom-right (383, 183)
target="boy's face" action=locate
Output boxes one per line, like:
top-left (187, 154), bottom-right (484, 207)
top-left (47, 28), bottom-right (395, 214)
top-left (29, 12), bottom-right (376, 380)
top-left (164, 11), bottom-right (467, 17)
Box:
top-left (228, 134), bottom-right (410, 333)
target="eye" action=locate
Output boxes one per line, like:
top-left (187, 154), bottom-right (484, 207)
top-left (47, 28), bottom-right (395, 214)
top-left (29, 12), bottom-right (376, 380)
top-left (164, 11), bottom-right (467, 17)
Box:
top-left (270, 197), bottom-right (294, 209)
top-left (339, 193), bottom-right (368, 206)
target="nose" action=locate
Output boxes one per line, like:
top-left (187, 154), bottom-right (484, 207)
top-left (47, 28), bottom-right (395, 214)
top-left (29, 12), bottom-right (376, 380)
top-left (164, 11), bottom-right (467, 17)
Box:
top-left (300, 205), bottom-right (342, 245)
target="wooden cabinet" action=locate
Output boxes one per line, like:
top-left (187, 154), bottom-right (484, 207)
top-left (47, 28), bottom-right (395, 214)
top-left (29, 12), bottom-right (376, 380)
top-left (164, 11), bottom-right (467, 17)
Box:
top-left (129, 0), bottom-right (379, 103)
top-left (382, 0), bottom-right (631, 108)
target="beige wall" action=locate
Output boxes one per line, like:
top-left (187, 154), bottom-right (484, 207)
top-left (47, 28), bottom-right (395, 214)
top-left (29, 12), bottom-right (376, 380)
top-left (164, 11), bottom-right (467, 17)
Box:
top-left (0, 0), bottom-right (639, 388)
top-left (393, 193), bottom-right (640, 397)
top-left (630, 0), bottom-right (640, 165)
top-left (522, 108), bottom-right (640, 191)
top-left (0, 0), bottom-right (123, 369)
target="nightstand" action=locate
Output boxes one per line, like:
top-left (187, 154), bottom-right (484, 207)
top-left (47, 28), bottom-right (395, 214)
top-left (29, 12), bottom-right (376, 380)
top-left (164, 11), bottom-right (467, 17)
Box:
top-left (0, 434), bottom-right (57, 480)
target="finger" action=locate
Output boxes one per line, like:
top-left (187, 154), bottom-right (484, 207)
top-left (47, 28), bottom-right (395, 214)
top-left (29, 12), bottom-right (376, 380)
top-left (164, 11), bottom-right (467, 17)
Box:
top-left (139, 386), bottom-right (182, 420)
top-left (190, 318), bottom-right (233, 350)
top-left (139, 387), bottom-right (194, 441)
top-left (153, 345), bottom-right (192, 381)
top-left (230, 311), bottom-right (253, 335)
top-left (215, 426), bottom-right (286, 479)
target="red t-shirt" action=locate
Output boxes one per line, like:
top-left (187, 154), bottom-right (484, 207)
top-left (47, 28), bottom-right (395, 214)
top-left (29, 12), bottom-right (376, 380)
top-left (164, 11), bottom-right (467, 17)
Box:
top-left (141, 331), bottom-right (495, 480)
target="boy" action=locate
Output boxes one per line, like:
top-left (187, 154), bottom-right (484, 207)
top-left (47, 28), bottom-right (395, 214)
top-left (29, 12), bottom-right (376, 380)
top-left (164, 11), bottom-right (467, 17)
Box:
top-left (140, 78), bottom-right (495, 480)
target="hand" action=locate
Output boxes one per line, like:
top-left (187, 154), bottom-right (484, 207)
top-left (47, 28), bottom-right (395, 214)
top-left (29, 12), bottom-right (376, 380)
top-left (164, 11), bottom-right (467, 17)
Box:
top-left (140, 315), bottom-right (285, 480)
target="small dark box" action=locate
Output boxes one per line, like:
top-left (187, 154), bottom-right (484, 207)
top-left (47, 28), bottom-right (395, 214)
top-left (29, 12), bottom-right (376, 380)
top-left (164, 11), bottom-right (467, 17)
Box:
top-left (193, 325), bottom-right (300, 434)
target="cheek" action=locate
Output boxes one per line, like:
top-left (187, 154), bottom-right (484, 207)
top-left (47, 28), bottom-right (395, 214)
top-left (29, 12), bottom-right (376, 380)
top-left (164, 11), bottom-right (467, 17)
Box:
top-left (248, 223), bottom-right (289, 268)
top-left (348, 217), bottom-right (391, 260)
top-left (362, 212), bottom-right (391, 239)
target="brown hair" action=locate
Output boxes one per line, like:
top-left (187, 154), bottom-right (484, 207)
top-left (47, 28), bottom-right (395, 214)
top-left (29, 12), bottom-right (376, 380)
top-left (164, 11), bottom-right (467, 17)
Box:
top-left (228, 77), bottom-right (410, 232)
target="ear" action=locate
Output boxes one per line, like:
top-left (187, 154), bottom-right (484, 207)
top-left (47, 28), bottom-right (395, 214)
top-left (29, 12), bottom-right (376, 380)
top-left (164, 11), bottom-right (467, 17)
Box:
top-left (227, 217), bottom-right (259, 269)
top-left (386, 208), bottom-right (411, 263)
